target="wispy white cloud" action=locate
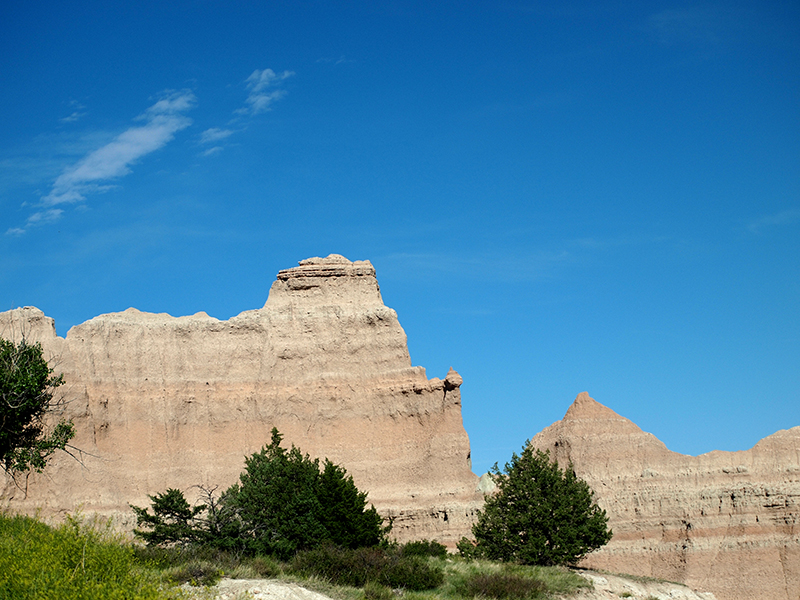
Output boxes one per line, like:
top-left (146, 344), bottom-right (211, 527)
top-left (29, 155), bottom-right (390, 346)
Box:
top-left (4, 209), bottom-right (64, 236)
top-left (60, 111), bottom-right (85, 123)
top-left (747, 208), bottom-right (800, 233)
top-left (197, 68), bottom-right (293, 157)
top-left (60, 101), bottom-right (87, 123)
top-left (27, 208), bottom-right (64, 225)
top-left (5, 90), bottom-right (196, 234)
top-left (236, 68), bottom-right (294, 115)
top-left (42, 89), bottom-right (196, 207)
top-left (316, 55), bottom-right (352, 65)
top-left (200, 127), bottom-right (234, 144)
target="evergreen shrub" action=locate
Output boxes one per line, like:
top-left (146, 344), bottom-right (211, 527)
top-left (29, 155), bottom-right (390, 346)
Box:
top-left (472, 443), bottom-right (611, 566)
top-left (400, 538), bottom-right (448, 558)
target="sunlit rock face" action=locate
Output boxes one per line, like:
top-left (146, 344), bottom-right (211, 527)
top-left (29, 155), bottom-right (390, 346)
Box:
top-left (0, 255), bottom-right (482, 544)
top-left (531, 392), bottom-right (800, 600)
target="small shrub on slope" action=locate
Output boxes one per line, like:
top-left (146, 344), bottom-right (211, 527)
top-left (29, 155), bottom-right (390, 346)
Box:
top-left (400, 538), bottom-right (448, 558)
top-left (455, 572), bottom-right (546, 599)
top-left (291, 543), bottom-right (443, 591)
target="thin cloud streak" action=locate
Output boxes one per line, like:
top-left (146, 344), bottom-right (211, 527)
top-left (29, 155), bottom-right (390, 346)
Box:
top-left (60, 101), bottom-right (87, 123)
top-left (747, 208), bottom-right (800, 233)
top-left (4, 209), bottom-right (64, 236)
top-left (236, 68), bottom-right (294, 115)
top-left (42, 90), bottom-right (196, 207)
top-left (60, 111), bottom-right (86, 123)
top-left (200, 128), bottom-right (234, 144)
top-left (199, 67), bottom-right (294, 157)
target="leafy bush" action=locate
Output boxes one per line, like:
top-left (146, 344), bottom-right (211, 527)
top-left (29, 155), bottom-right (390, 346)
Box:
top-left (0, 512), bottom-right (166, 600)
top-left (400, 538), bottom-right (448, 558)
top-left (472, 443), bottom-right (611, 566)
top-left (455, 572), bottom-right (546, 599)
top-left (291, 543), bottom-right (443, 590)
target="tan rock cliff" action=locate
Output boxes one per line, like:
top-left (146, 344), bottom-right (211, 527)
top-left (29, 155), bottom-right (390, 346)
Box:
top-left (0, 255), bottom-right (482, 543)
top-left (531, 392), bottom-right (800, 600)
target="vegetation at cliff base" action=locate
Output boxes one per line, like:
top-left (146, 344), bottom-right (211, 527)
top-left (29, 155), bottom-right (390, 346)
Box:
top-left (132, 428), bottom-right (388, 559)
top-left (0, 510), bottom-right (591, 600)
top-left (0, 512), bottom-right (169, 600)
top-left (469, 443), bottom-right (611, 566)
top-left (0, 338), bottom-right (74, 475)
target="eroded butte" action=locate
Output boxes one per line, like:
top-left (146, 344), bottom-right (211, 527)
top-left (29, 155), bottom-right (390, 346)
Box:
top-left (0, 255), bottom-right (482, 544)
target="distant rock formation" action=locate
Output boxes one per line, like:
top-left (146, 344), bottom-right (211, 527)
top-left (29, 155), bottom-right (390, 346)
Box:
top-left (0, 255), bottom-right (482, 543)
top-left (531, 392), bottom-right (800, 600)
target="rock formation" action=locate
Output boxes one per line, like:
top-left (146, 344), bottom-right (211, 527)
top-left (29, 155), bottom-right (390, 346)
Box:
top-left (531, 392), bottom-right (800, 600)
top-left (0, 255), bottom-right (482, 543)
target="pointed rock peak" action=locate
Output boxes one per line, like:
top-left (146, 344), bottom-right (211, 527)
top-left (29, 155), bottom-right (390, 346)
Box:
top-left (444, 367), bottom-right (463, 390)
top-left (563, 392), bottom-right (628, 421)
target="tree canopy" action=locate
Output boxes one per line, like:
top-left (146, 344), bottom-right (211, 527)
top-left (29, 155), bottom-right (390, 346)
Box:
top-left (471, 443), bottom-right (611, 566)
top-left (0, 338), bottom-right (74, 475)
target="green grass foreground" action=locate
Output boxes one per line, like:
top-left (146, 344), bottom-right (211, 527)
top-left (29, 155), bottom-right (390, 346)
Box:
top-left (0, 513), bottom-right (173, 600)
top-left (0, 513), bottom-right (591, 600)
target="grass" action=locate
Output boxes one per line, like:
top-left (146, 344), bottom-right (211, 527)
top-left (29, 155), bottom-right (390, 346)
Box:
top-left (0, 512), bottom-right (591, 600)
top-left (423, 558), bottom-right (591, 600)
top-left (0, 512), bottom-right (174, 600)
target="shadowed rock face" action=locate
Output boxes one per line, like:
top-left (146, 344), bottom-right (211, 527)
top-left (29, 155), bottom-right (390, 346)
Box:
top-left (0, 255), bottom-right (482, 543)
top-left (531, 392), bottom-right (800, 600)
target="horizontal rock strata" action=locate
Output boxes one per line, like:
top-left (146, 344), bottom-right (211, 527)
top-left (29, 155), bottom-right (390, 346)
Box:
top-left (0, 255), bottom-right (482, 544)
top-left (531, 392), bottom-right (800, 600)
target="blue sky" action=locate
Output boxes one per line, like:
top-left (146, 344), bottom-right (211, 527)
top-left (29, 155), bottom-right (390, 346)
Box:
top-left (2, 1), bottom-right (798, 475)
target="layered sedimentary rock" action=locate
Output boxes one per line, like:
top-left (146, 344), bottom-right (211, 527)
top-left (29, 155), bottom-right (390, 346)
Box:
top-left (531, 392), bottom-right (800, 600)
top-left (0, 255), bottom-right (481, 543)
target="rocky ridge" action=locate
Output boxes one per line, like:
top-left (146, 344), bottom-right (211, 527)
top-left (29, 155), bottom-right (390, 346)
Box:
top-left (531, 392), bottom-right (800, 600)
top-left (0, 255), bottom-right (482, 543)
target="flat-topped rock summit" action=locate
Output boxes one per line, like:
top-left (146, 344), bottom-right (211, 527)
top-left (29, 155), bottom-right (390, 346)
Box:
top-left (0, 255), bottom-right (482, 543)
top-left (531, 392), bottom-right (800, 600)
